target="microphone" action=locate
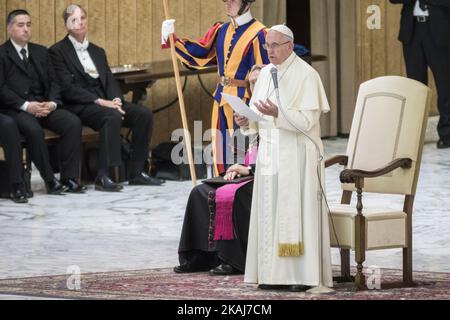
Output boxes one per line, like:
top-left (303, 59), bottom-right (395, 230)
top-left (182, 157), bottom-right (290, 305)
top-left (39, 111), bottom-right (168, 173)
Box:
top-left (270, 67), bottom-right (280, 99)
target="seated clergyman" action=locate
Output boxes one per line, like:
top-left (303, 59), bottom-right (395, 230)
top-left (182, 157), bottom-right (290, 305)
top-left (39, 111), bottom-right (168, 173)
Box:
top-left (174, 66), bottom-right (263, 276)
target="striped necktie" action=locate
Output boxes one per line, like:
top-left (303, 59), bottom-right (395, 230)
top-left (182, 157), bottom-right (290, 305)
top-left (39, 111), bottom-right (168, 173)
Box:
top-left (20, 48), bottom-right (29, 66)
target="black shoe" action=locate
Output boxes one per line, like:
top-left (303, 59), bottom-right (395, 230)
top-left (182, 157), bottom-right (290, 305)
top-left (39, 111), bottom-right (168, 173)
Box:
top-left (437, 139), bottom-right (450, 149)
top-left (62, 179), bottom-right (87, 194)
top-left (288, 285), bottom-right (312, 292)
top-left (209, 263), bottom-right (242, 276)
top-left (10, 185), bottom-right (28, 204)
top-left (129, 172), bottom-right (165, 186)
top-left (25, 189), bottom-right (34, 199)
top-left (173, 264), bottom-right (210, 274)
top-left (24, 182), bottom-right (33, 198)
top-left (258, 284), bottom-right (289, 290)
top-left (46, 178), bottom-right (68, 195)
top-left (95, 175), bottom-right (123, 192)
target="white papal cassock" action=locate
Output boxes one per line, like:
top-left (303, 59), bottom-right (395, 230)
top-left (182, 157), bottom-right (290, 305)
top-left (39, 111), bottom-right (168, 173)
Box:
top-left (243, 52), bottom-right (333, 287)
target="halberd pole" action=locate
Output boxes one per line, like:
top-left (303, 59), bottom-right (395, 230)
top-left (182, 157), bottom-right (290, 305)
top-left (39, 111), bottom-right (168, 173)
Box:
top-left (163, 0), bottom-right (197, 186)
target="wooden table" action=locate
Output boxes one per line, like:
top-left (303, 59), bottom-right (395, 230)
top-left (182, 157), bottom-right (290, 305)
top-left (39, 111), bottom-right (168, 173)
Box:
top-left (112, 55), bottom-right (327, 107)
top-left (112, 61), bottom-right (217, 106)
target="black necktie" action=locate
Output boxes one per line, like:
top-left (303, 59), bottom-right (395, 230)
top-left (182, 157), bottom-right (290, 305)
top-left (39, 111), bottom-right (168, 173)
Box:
top-left (20, 48), bottom-right (29, 65)
top-left (418, 0), bottom-right (428, 12)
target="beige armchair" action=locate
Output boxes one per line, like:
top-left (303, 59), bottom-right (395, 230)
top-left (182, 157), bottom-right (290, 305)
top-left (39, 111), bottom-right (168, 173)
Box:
top-left (326, 76), bottom-right (431, 290)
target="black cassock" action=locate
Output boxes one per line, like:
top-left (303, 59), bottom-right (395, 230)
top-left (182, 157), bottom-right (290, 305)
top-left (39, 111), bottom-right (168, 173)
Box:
top-left (177, 180), bottom-right (253, 273)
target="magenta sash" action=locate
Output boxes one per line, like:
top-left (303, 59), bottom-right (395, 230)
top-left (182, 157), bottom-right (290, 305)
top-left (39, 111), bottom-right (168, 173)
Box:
top-left (244, 145), bottom-right (258, 167)
top-left (213, 180), bottom-right (253, 241)
top-left (213, 145), bottom-right (258, 241)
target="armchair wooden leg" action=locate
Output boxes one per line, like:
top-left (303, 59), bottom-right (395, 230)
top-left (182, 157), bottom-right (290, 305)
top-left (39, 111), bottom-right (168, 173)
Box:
top-left (338, 249), bottom-right (353, 282)
top-left (403, 195), bottom-right (414, 286)
top-left (354, 261), bottom-right (366, 290)
top-left (354, 232), bottom-right (367, 290)
top-left (333, 190), bottom-right (355, 283)
top-left (354, 183), bottom-right (367, 291)
top-left (354, 222), bottom-right (367, 290)
top-left (403, 247), bottom-right (413, 285)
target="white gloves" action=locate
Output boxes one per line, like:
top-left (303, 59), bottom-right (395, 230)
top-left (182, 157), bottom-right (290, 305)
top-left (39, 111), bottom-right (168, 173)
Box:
top-left (161, 19), bottom-right (176, 45)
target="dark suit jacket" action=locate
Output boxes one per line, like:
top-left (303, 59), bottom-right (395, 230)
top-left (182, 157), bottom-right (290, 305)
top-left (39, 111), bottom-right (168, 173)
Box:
top-left (49, 36), bottom-right (124, 105)
top-left (0, 40), bottom-right (62, 111)
top-left (390, 0), bottom-right (450, 47)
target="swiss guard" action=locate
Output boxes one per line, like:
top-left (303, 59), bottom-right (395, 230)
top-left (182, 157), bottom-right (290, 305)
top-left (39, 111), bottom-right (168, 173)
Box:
top-left (162, 0), bottom-right (269, 176)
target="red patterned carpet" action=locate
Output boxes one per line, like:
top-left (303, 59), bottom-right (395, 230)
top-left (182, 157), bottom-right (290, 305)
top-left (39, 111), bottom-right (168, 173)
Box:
top-left (0, 267), bottom-right (449, 300)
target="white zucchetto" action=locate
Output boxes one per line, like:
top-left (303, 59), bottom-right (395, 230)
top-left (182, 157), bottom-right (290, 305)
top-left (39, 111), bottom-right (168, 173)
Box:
top-left (269, 24), bottom-right (294, 41)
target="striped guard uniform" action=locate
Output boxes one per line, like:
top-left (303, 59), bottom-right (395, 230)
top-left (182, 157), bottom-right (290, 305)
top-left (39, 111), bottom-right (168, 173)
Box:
top-left (165, 12), bottom-right (269, 175)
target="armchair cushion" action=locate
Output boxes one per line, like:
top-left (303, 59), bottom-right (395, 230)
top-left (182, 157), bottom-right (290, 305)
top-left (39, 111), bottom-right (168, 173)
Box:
top-left (329, 204), bottom-right (407, 250)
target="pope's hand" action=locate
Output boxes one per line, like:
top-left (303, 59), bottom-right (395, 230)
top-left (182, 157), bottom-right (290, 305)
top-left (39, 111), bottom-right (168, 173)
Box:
top-left (235, 114), bottom-right (249, 127)
top-left (255, 99), bottom-right (279, 118)
top-left (161, 19), bottom-right (176, 45)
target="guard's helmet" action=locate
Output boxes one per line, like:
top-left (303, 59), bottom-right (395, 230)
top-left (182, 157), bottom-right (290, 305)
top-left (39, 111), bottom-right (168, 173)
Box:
top-left (240, 0), bottom-right (255, 15)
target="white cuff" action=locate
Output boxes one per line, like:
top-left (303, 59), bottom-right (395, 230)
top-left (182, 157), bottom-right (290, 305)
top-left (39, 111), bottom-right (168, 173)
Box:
top-left (20, 101), bottom-right (30, 112)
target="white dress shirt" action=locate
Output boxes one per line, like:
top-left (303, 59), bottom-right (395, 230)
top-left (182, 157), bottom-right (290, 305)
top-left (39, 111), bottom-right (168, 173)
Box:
top-left (10, 38), bottom-right (28, 60)
top-left (68, 35), bottom-right (122, 104)
top-left (414, 0), bottom-right (429, 17)
top-left (68, 35), bottom-right (100, 79)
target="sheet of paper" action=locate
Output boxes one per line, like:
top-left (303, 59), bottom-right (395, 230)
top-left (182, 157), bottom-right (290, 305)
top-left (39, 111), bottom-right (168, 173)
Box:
top-left (222, 93), bottom-right (267, 122)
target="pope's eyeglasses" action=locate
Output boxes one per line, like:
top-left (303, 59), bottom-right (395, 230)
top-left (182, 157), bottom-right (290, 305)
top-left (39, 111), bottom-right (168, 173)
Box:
top-left (263, 41), bottom-right (291, 51)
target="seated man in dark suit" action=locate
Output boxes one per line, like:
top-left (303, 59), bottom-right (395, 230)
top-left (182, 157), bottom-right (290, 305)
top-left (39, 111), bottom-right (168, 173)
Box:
top-left (49, 4), bottom-right (164, 192)
top-left (0, 9), bottom-right (84, 195)
top-left (0, 114), bottom-right (28, 203)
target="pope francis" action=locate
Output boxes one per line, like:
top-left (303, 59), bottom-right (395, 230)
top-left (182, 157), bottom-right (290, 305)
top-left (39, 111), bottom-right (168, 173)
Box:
top-left (236, 25), bottom-right (333, 292)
